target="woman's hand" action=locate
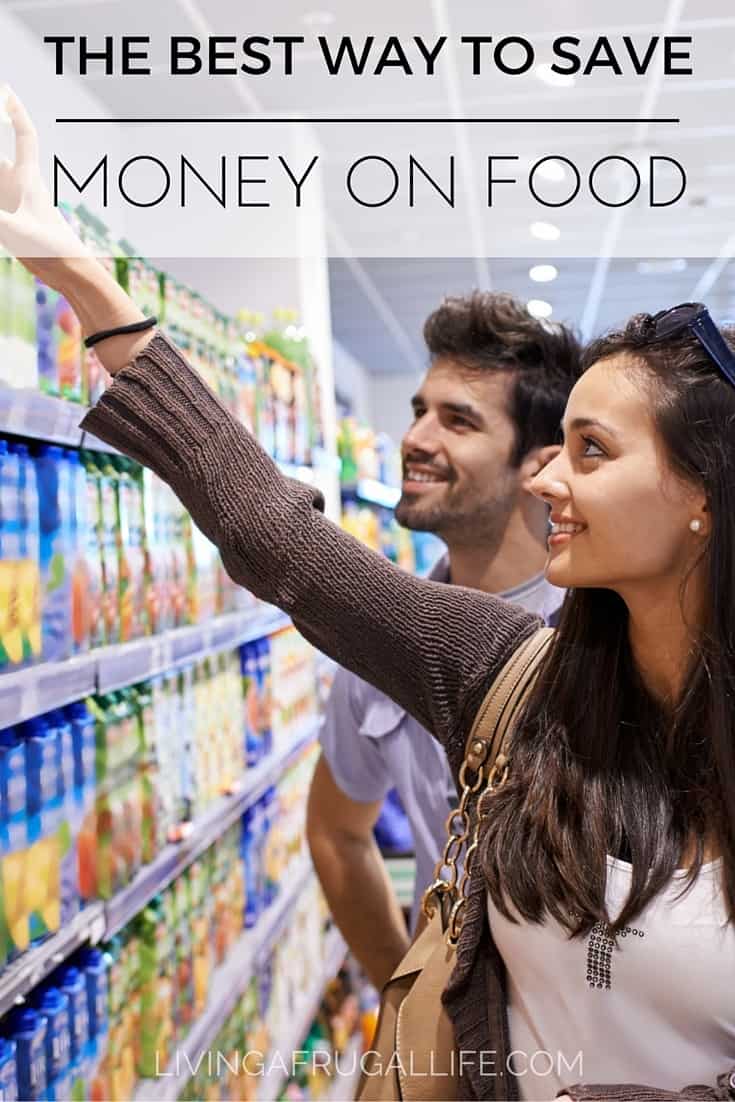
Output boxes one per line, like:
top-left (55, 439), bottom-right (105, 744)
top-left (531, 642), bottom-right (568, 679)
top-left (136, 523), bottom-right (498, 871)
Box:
top-left (0, 88), bottom-right (92, 283)
top-left (0, 87), bottom-right (151, 375)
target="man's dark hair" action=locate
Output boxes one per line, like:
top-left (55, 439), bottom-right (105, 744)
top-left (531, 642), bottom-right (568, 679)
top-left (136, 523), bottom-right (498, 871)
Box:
top-left (423, 291), bottom-right (582, 465)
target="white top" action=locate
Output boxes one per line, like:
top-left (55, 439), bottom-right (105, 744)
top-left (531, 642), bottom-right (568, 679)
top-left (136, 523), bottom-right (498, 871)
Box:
top-left (487, 857), bottom-right (735, 1099)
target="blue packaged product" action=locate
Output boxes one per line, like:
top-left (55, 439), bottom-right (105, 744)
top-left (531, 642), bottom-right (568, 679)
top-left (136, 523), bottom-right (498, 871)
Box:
top-left (240, 642), bottom-right (262, 768)
top-left (241, 801), bottom-right (263, 929)
top-left (7, 1007), bottom-right (47, 1101)
top-left (33, 445), bottom-right (73, 663)
top-left (55, 965), bottom-right (89, 1064)
top-left (0, 727), bottom-right (26, 854)
top-left (255, 638), bottom-right (272, 757)
top-left (48, 709), bottom-right (81, 924)
top-left (47, 711), bottom-right (72, 807)
top-left (34, 986), bottom-right (71, 1085)
top-left (64, 701), bottom-right (96, 795)
top-left (0, 1037), bottom-right (18, 1102)
top-left (76, 947), bottom-right (109, 1039)
top-left (7, 442), bottom-right (41, 670)
top-left (20, 717), bottom-right (62, 842)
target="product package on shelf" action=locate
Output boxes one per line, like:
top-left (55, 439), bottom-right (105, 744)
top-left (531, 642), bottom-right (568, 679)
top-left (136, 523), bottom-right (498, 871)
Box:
top-left (269, 628), bottom-right (317, 755)
top-left (0, 250), bottom-right (38, 390)
top-left (0, 700), bottom-right (97, 965)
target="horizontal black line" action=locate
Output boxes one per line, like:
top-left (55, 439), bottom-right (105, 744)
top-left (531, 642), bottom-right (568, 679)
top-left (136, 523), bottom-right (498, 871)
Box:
top-left (55, 116), bottom-right (680, 125)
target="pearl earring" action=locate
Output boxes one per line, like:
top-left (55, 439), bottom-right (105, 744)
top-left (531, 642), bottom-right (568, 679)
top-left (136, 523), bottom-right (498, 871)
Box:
top-left (689, 519), bottom-right (702, 533)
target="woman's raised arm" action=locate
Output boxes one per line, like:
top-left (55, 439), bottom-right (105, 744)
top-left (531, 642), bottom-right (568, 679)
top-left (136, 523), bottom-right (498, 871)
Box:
top-left (0, 90), bottom-right (540, 767)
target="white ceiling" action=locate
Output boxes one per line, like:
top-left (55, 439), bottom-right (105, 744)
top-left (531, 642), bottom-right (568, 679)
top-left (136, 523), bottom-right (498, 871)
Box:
top-left (6, 0), bottom-right (735, 373)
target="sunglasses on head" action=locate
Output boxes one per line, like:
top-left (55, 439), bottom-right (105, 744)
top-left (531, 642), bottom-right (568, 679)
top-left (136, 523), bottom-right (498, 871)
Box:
top-left (646, 302), bottom-right (735, 390)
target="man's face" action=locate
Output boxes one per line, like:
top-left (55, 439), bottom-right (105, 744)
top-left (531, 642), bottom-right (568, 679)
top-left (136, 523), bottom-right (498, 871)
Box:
top-left (395, 358), bottom-right (521, 541)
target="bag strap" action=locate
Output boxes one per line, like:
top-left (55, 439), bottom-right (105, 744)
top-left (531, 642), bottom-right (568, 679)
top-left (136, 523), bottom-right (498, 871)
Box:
top-left (421, 626), bottom-right (554, 943)
top-left (463, 625), bottom-right (555, 781)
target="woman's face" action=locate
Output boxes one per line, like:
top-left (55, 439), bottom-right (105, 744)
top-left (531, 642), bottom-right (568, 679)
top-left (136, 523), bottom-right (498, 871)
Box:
top-left (531, 354), bottom-right (708, 595)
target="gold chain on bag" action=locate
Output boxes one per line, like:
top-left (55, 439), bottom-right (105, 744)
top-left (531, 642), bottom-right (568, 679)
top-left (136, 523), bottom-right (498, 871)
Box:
top-left (421, 740), bottom-right (511, 947)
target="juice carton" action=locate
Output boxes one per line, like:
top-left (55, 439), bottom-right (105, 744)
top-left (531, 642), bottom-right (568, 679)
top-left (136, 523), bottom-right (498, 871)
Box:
top-left (137, 897), bottom-right (174, 1078)
top-left (113, 459), bottom-right (148, 641)
top-left (75, 945), bottom-right (110, 1102)
top-left (242, 800), bottom-right (266, 930)
top-left (20, 717), bottom-right (62, 941)
top-left (66, 701), bottom-right (98, 905)
top-left (188, 861), bottom-right (213, 1018)
top-left (172, 874), bottom-right (194, 1034)
top-left (0, 726), bottom-right (28, 960)
top-left (0, 440), bottom-right (22, 672)
top-left (241, 642), bottom-right (263, 768)
top-left (7, 442), bottom-right (42, 668)
top-left (55, 964), bottom-right (89, 1100)
top-left (256, 638), bottom-right (273, 757)
top-left (47, 709), bottom-right (80, 924)
top-left (134, 685), bottom-right (165, 864)
top-left (124, 258), bottom-right (162, 320)
top-left (66, 450), bottom-right (93, 655)
top-left (78, 452), bottom-right (107, 649)
top-left (175, 668), bottom-right (195, 826)
top-left (76, 946), bottom-right (109, 1041)
top-left (7, 1007), bottom-right (47, 1102)
top-left (7, 260), bottom-right (38, 389)
top-left (0, 1037), bottom-right (17, 1102)
top-left (33, 445), bottom-right (73, 662)
top-left (89, 692), bottom-right (140, 785)
top-left (33, 986), bottom-right (71, 1094)
top-left (35, 280), bottom-right (83, 402)
top-left (85, 454), bottom-right (120, 646)
top-left (92, 773), bottom-right (143, 900)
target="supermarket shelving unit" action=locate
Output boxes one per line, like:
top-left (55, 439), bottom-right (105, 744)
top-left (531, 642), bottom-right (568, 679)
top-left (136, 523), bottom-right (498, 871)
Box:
top-left (0, 361), bottom-right (347, 1098)
top-left (258, 923), bottom-right (350, 1102)
top-left (132, 862), bottom-right (347, 1102)
top-left (0, 606), bottom-right (290, 728)
top-left (0, 714), bottom-right (322, 1019)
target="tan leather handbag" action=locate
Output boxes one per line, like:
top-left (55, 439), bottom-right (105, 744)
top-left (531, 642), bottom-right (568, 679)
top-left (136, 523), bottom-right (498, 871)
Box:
top-left (357, 627), bottom-right (554, 1102)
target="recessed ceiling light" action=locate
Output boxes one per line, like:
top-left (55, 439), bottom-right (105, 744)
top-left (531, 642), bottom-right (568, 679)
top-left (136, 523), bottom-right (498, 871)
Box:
top-left (530, 221), bottom-right (561, 241)
top-left (302, 10), bottom-right (335, 25)
top-left (535, 159), bottom-right (568, 183)
top-left (535, 64), bottom-right (576, 89)
top-left (527, 299), bottom-right (553, 319)
top-left (529, 264), bottom-right (558, 283)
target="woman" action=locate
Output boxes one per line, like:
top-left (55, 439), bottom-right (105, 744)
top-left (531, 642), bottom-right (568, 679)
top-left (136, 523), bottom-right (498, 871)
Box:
top-left (1, 92), bottom-right (734, 1101)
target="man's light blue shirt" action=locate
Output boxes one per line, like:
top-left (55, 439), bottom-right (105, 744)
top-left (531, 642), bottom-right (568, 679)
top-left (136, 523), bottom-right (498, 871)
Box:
top-left (319, 556), bottom-right (564, 930)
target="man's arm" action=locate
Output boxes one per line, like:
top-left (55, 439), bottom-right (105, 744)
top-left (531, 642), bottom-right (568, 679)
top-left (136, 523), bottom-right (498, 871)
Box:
top-left (307, 755), bottom-right (410, 991)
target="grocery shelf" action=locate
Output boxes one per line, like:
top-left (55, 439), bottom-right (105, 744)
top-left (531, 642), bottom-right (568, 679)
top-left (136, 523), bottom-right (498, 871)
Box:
top-left (0, 717), bottom-right (320, 1032)
top-left (79, 427), bottom-right (121, 456)
top-left (0, 902), bottom-right (106, 1020)
top-left (0, 386), bottom-right (86, 447)
top-left (104, 716), bottom-right (322, 939)
top-left (134, 860), bottom-right (315, 1102)
top-left (0, 652), bottom-right (98, 729)
top-left (95, 605), bottom-right (289, 694)
top-left (342, 479), bottom-right (401, 510)
top-left (260, 924), bottom-right (349, 1102)
top-left (0, 606), bottom-right (290, 725)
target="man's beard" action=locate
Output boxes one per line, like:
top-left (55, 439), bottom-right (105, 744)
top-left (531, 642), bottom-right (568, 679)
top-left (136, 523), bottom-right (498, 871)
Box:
top-left (395, 484), bottom-right (517, 543)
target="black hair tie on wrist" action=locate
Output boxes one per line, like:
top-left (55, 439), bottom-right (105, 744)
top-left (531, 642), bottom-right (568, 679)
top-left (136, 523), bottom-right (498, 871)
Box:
top-left (84, 316), bottom-right (158, 349)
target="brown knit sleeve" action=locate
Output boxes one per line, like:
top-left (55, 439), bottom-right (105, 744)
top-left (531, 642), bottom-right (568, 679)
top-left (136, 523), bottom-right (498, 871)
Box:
top-left (80, 331), bottom-right (540, 772)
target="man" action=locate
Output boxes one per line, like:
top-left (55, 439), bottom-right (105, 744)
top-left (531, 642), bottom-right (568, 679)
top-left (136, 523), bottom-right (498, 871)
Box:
top-left (306, 291), bottom-right (581, 990)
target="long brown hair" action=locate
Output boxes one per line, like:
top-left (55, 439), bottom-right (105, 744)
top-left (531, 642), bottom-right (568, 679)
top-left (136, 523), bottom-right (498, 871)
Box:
top-left (480, 312), bottom-right (735, 935)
